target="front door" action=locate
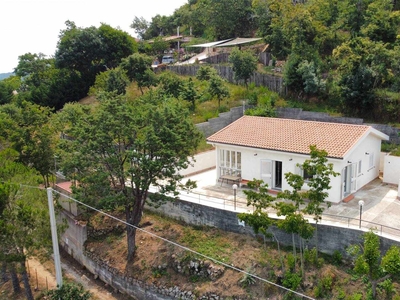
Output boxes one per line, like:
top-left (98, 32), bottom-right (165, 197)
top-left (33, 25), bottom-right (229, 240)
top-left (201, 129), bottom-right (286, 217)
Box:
top-left (342, 164), bottom-right (357, 199)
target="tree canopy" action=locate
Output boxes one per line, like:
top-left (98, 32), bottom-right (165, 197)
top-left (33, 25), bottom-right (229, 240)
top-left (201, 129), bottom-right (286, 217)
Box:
top-left (55, 93), bottom-right (203, 261)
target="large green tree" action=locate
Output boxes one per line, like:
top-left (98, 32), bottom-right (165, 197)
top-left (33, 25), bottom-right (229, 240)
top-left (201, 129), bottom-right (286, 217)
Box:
top-left (55, 21), bottom-right (137, 98)
top-left (0, 102), bottom-right (55, 187)
top-left (0, 148), bottom-right (51, 300)
top-left (207, 0), bottom-right (255, 39)
top-left (0, 76), bottom-right (19, 105)
top-left (120, 53), bottom-right (157, 94)
top-left (228, 48), bottom-right (258, 88)
top-left (130, 16), bottom-right (149, 40)
top-left (56, 93), bottom-right (203, 262)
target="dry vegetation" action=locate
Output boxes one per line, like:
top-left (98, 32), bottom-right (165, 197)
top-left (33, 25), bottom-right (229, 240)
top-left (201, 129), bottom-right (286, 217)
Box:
top-left (82, 210), bottom-right (397, 300)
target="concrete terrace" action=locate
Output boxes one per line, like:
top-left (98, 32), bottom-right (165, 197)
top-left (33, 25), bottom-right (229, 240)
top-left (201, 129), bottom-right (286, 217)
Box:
top-left (169, 167), bottom-right (400, 241)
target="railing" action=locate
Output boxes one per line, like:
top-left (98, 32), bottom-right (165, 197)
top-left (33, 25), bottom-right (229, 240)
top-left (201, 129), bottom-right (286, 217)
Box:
top-left (320, 213), bottom-right (400, 238)
top-left (173, 189), bottom-right (400, 240)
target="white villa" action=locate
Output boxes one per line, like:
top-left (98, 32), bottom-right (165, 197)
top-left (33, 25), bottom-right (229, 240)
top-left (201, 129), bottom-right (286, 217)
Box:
top-left (206, 116), bottom-right (389, 203)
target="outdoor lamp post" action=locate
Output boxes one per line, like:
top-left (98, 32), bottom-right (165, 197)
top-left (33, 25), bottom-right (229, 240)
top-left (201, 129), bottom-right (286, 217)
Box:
top-left (232, 184), bottom-right (238, 211)
top-left (358, 200), bottom-right (365, 229)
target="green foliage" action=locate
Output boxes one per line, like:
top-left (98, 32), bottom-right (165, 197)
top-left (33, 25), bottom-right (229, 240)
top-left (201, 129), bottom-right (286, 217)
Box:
top-left (378, 278), bottom-right (395, 299)
top-left (282, 271), bottom-right (302, 290)
top-left (373, 89), bottom-right (400, 122)
top-left (158, 71), bottom-right (184, 98)
top-left (106, 68), bottom-right (130, 95)
top-left (0, 148), bottom-right (52, 299)
top-left (0, 76), bottom-right (18, 105)
top-left (120, 53), bottom-right (155, 94)
top-left (314, 275), bottom-right (334, 298)
top-left (130, 16), bottom-right (149, 40)
top-left (244, 106), bottom-right (276, 117)
top-left (149, 36), bottom-right (170, 56)
top-left (239, 267), bottom-right (257, 288)
top-left (238, 179), bottom-right (275, 235)
top-left (0, 101), bottom-right (55, 186)
top-left (180, 77), bottom-right (198, 111)
top-left (179, 227), bottom-right (233, 262)
top-left (44, 283), bottom-right (92, 300)
top-left (332, 250), bottom-right (343, 265)
top-left (302, 146), bottom-right (339, 222)
top-left (55, 21), bottom-right (137, 100)
top-left (206, 0), bottom-right (255, 40)
top-left (304, 248), bottom-right (319, 266)
top-left (56, 93), bottom-right (203, 261)
top-left (286, 253), bottom-right (296, 272)
top-left (152, 267), bottom-right (168, 278)
top-left (97, 23), bottom-right (138, 68)
top-left (196, 66), bottom-right (218, 81)
top-left (348, 230), bottom-right (400, 298)
top-left (228, 48), bottom-right (258, 87)
top-left (297, 60), bottom-right (326, 96)
top-left (207, 74), bottom-right (230, 109)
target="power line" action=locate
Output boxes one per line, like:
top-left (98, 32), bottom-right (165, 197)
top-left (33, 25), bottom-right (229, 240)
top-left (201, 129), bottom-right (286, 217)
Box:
top-left (51, 188), bottom-right (315, 300)
top-left (0, 180), bottom-right (47, 190)
top-left (0, 179), bottom-right (315, 299)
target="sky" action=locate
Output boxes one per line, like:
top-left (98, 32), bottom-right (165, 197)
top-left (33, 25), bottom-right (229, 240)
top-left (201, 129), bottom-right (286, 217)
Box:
top-left (0, 0), bottom-right (188, 73)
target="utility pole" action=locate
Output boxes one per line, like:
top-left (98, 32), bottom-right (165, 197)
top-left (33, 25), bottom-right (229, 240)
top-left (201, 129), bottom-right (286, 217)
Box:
top-left (177, 26), bottom-right (180, 62)
top-left (47, 187), bottom-right (63, 288)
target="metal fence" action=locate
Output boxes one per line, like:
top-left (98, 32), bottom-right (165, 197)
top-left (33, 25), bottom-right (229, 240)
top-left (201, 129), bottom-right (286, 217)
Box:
top-left (180, 190), bottom-right (400, 240)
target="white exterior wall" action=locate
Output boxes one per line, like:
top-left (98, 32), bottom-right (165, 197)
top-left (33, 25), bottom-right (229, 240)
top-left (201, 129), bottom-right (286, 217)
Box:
top-left (383, 154), bottom-right (400, 185)
top-left (344, 133), bottom-right (382, 191)
top-left (214, 132), bottom-right (384, 203)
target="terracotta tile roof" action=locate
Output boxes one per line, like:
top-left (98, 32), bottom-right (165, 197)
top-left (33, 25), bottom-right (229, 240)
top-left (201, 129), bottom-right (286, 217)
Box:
top-left (207, 116), bottom-right (376, 158)
top-left (55, 181), bottom-right (72, 193)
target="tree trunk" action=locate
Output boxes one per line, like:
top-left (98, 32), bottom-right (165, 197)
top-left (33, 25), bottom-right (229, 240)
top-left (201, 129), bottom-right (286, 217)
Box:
top-left (299, 236), bottom-right (304, 278)
top-left (126, 197), bottom-right (145, 263)
top-left (315, 222), bottom-right (319, 260)
top-left (126, 225), bottom-right (137, 263)
top-left (371, 279), bottom-right (377, 299)
top-left (20, 261), bottom-right (34, 300)
top-left (273, 233), bottom-right (285, 274)
top-left (292, 233), bottom-right (297, 272)
top-left (10, 262), bottom-right (21, 294)
top-left (1, 261), bottom-right (8, 283)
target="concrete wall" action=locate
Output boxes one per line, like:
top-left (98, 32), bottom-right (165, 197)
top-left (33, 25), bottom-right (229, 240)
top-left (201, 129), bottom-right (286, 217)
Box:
top-left (179, 150), bottom-right (216, 177)
top-left (58, 198), bottom-right (400, 299)
top-left (196, 106), bottom-right (245, 138)
top-left (147, 198), bottom-right (400, 257)
top-left (383, 154), bottom-right (400, 185)
top-left (59, 211), bottom-right (87, 266)
top-left (58, 211), bottom-right (189, 300)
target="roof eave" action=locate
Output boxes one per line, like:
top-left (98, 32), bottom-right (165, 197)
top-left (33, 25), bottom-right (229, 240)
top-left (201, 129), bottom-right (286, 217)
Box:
top-left (207, 141), bottom-right (344, 160)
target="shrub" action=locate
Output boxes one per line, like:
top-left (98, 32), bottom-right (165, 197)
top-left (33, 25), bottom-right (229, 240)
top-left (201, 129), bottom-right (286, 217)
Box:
top-left (282, 271), bottom-right (301, 290)
top-left (332, 250), bottom-right (343, 265)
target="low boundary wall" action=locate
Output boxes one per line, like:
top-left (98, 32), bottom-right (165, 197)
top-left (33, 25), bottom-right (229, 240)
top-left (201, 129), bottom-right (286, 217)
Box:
top-left (146, 198), bottom-right (400, 258)
top-left (58, 197), bottom-right (400, 299)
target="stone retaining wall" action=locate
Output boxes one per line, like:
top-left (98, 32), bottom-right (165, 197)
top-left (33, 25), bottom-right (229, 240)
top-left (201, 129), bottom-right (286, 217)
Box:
top-left (146, 198), bottom-right (400, 258)
top-left (59, 197), bottom-right (400, 300)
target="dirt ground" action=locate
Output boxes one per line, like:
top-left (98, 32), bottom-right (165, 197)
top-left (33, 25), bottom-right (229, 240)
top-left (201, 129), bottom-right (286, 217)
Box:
top-left (0, 249), bottom-right (131, 300)
top-left (1, 210), bottom-right (378, 300)
top-left (84, 211), bottom-right (369, 300)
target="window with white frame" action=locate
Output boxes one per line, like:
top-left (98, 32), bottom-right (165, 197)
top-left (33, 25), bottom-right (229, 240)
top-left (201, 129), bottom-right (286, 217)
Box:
top-left (357, 160), bottom-right (362, 176)
top-left (295, 165), bottom-right (315, 182)
top-left (220, 150), bottom-right (241, 176)
top-left (368, 152), bottom-right (374, 170)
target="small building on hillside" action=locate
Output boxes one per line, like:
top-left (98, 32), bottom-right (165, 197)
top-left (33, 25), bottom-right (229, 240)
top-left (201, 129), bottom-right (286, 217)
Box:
top-left (206, 116), bottom-right (389, 203)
